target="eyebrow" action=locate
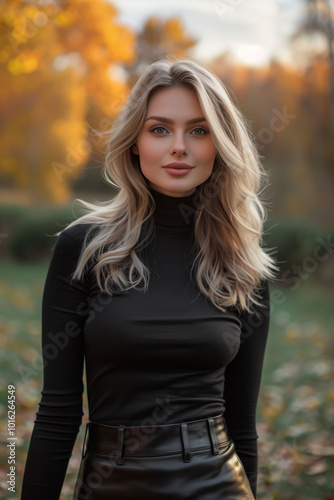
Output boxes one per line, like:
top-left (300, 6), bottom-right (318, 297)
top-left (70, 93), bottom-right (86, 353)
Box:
top-left (145, 116), bottom-right (207, 125)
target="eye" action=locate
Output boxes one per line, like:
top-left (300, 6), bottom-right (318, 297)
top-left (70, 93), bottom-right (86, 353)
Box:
top-left (191, 127), bottom-right (208, 135)
top-left (151, 126), bottom-right (169, 135)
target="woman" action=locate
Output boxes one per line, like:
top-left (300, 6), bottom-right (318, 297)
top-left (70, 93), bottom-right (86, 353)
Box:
top-left (21, 57), bottom-right (277, 499)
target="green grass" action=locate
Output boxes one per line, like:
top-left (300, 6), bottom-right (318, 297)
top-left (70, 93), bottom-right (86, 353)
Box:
top-left (262, 279), bottom-right (333, 382)
top-left (0, 258), bottom-right (49, 286)
top-left (258, 281), bottom-right (333, 374)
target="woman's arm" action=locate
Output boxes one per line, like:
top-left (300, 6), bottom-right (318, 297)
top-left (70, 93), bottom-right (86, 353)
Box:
top-left (21, 224), bottom-right (91, 499)
top-left (223, 279), bottom-right (270, 498)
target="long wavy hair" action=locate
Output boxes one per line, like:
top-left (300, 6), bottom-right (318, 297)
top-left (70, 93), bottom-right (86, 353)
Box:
top-left (60, 56), bottom-right (277, 313)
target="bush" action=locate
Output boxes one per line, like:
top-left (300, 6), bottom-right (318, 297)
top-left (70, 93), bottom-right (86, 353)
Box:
top-left (7, 204), bottom-right (84, 261)
top-left (263, 217), bottom-right (333, 278)
top-left (0, 202), bottom-right (27, 257)
top-left (0, 202), bottom-right (26, 220)
top-left (4, 205), bottom-right (334, 271)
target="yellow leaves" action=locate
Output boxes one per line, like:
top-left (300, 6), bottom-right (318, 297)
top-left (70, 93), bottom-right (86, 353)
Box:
top-left (54, 12), bottom-right (72, 28)
top-left (141, 16), bottom-right (196, 58)
top-left (327, 389), bottom-right (334, 403)
top-left (0, 322), bottom-right (11, 347)
top-left (1, 9), bottom-right (16, 28)
top-left (1, 1), bottom-right (136, 201)
top-left (165, 18), bottom-right (183, 39)
top-left (2, 157), bottom-right (18, 175)
top-left (260, 385), bottom-right (286, 420)
top-left (52, 0), bottom-right (135, 69)
top-left (0, 49), bottom-right (10, 63)
top-left (51, 119), bottom-right (69, 139)
top-left (165, 17), bottom-right (197, 53)
top-left (51, 119), bottom-right (87, 151)
top-left (257, 312), bottom-right (334, 496)
top-left (105, 25), bottom-right (136, 64)
top-left (7, 51), bottom-right (38, 74)
top-left (284, 320), bottom-right (330, 351)
top-left (20, 54), bottom-right (38, 73)
top-left (0, 281), bottom-right (34, 311)
top-left (290, 385), bottom-right (321, 412)
top-left (7, 59), bottom-right (22, 76)
top-left (87, 76), bottom-right (130, 117)
top-left (285, 323), bottom-right (301, 342)
top-left (309, 331), bottom-right (328, 348)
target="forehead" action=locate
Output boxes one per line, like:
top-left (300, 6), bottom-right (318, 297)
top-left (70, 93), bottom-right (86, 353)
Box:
top-left (146, 86), bottom-right (203, 117)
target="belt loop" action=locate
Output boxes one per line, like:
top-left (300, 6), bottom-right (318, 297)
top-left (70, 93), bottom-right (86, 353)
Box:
top-left (115, 426), bottom-right (125, 465)
top-left (181, 423), bottom-right (191, 463)
top-left (207, 418), bottom-right (219, 455)
top-left (82, 420), bottom-right (90, 459)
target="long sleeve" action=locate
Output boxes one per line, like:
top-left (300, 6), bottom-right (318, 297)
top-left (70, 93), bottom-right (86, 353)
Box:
top-left (223, 279), bottom-right (270, 498)
top-left (21, 224), bottom-right (91, 499)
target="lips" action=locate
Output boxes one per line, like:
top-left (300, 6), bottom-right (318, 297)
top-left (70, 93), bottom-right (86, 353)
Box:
top-left (163, 163), bottom-right (193, 169)
top-left (162, 163), bottom-right (194, 176)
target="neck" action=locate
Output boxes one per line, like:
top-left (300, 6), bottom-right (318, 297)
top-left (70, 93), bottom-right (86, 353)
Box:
top-left (148, 186), bottom-right (198, 231)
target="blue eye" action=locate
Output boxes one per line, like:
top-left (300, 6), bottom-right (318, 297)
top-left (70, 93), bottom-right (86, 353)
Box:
top-left (191, 128), bottom-right (207, 135)
top-left (151, 126), bottom-right (168, 134)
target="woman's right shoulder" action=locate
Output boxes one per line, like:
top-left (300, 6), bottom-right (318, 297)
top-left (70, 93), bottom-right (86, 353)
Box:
top-left (60, 222), bottom-right (93, 241)
top-left (53, 223), bottom-right (97, 255)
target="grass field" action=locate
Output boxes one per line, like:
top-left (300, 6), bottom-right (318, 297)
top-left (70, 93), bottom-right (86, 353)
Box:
top-left (0, 258), bottom-right (333, 499)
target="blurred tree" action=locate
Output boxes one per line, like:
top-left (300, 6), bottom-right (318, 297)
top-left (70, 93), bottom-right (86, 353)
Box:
top-left (290, 0), bottom-right (334, 128)
top-left (0, 0), bottom-right (136, 203)
top-left (125, 16), bottom-right (197, 87)
top-left (207, 54), bottom-right (334, 224)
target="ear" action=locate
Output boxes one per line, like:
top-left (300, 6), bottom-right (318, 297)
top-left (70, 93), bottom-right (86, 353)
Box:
top-left (131, 142), bottom-right (139, 155)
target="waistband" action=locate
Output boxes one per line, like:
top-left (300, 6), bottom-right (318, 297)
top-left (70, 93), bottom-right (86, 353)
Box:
top-left (82, 414), bottom-right (231, 465)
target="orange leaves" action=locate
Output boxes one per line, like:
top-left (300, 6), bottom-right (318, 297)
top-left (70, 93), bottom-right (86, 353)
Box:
top-left (7, 50), bottom-right (38, 75)
top-left (0, 0), bottom-right (136, 203)
top-left (141, 16), bottom-right (197, 58)
top-left (257, 317), bottom-right (334, 497)
top-left (53, 0), bottom-right (135, 68)
top-left (0, 2), bottom-right (198, 203)
top-left (164, 17), bottom-right (197, 55)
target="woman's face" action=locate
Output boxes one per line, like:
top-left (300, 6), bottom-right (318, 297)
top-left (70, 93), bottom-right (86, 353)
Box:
top-left (132, 85), bottom-right (217, 197)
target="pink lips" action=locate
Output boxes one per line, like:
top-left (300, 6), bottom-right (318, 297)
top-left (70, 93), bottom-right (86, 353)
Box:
top-left (162, 162), bottom-right (194, 176)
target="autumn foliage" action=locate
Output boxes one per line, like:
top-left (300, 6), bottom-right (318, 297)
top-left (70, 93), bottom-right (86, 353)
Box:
top-left (207, 54), bottom-right (334, 224)
top-left (0, 0), bottom-right (136, 202)
top-left (1, 2), bottom-right (333, 224)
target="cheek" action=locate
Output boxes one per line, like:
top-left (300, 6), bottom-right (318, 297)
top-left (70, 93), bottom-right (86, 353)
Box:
top-left (197, 141), bottom-right (217, 165)
top-left (137, 138), bottom-right (162, 164)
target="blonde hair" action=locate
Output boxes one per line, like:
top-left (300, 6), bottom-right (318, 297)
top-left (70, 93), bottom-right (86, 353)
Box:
top-left (61, 56), bottom-right (277, 313)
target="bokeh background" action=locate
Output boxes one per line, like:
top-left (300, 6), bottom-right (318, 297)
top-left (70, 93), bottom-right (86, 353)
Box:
top-left (0, 1), bottom-right (334, 499)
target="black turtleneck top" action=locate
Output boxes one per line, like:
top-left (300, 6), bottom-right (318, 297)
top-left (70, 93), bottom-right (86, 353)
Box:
top-left (21, 187), bottom-right (270, 499)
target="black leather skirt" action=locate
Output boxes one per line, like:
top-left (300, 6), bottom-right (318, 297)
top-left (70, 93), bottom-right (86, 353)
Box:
top-left (73, 414), bottom-right (255, 500)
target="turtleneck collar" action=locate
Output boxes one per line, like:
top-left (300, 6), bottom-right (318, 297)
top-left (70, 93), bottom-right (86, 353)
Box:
top-left (149, 186), bottom-right (198, 231)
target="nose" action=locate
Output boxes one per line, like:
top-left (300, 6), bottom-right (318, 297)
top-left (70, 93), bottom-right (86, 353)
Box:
top-left (170, 132), bottom-right (187, 156)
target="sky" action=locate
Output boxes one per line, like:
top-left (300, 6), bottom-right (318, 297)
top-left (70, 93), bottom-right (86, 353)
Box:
top-left (110, 0), bottom-right (303, 67)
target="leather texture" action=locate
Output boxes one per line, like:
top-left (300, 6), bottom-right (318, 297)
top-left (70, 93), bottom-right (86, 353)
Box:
top-left (73, 414), bottom-right (255, 499)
